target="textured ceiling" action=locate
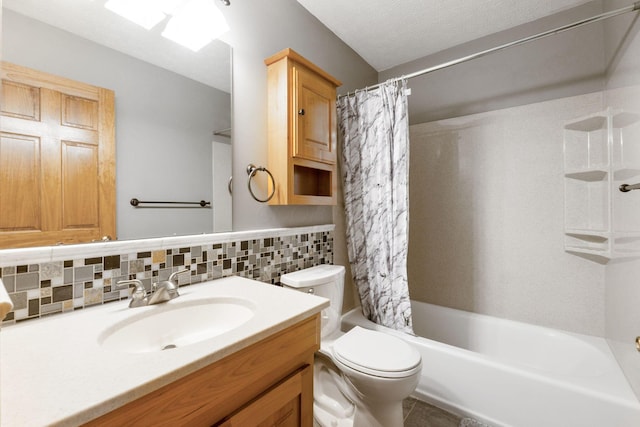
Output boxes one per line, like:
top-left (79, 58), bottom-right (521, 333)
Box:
top-left (5, 0), bottom-right (597, 89)
top-left (296, 0), bottom-right (594, 71)
top-left (3, 0), bottom-right (231, 93)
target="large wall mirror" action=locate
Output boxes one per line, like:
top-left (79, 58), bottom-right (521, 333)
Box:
top-left (1, 0), bottom-right (232, 248)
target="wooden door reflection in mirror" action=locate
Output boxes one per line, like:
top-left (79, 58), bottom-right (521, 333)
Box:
top-left (0, 62), bottom-right (115, 248)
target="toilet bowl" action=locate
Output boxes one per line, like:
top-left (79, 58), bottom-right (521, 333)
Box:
top-left (281, 265), bottom-right (422, 427)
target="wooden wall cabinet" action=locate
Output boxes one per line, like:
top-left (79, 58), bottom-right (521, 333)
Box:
top-left (85, 315), bottom-right (319, 427)
top-left (265, 48), bottom-right (342, 205)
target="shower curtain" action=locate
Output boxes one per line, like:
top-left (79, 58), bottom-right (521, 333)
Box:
top-left (337, 80), bottom-right (413, 334)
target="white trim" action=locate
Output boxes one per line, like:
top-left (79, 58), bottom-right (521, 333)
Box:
top-left (0, 225), bottom-right (335, 267)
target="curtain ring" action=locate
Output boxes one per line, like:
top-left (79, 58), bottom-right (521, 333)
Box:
top-left (246, 164), bottom-right (275, 203)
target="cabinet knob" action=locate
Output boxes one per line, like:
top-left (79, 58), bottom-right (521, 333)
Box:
top-left (298, 109), bottom-right (305, 116)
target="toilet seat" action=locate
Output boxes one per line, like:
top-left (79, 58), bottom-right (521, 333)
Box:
top-left (332, 326), bottom-right (421, 378)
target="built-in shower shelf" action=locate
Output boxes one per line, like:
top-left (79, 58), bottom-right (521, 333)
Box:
top-left (563, 108), bottom-right (640, 262)
top-left (613, 168), bottom-right (640, 180)
top-left (613, 231), bottom-right (640, 239)
top-left (565, 245), bottom-right (608, 254)
top-left (565, 229), bottom-right (608, 240)
top-left (564, 114), bottom-right (607, 132)
top-left (612, 111), bottom-right (640, 128)
top-left (564, 231), bottom-right (611, 261)
top-left (564, 169), bottom-right (607, 181)
top-left (565, 247), bottom-right (640, 263)
top-left (564, 230), bottom-right (640, 261)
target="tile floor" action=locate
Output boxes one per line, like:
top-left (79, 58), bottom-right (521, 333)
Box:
top-left (403, 397), bottom-right (462, 427)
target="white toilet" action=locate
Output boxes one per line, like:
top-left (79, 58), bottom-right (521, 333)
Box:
top-left (281, 265), bottom-right (422, 427)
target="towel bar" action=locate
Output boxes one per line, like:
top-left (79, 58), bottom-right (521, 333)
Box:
top-left (130, 198), bottom-right (211, 207)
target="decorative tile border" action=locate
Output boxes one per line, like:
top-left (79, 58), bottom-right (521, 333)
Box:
top-left (0, 225), bottom-right (334, 326)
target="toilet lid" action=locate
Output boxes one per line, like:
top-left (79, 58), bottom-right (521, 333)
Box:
top-left (280, 265), bottom-right (345, 288)
top-left (332, 326), bottom-right (421, 378)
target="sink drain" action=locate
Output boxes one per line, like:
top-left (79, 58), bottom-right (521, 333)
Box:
top-left (162, 344), bottom-right (177, 351)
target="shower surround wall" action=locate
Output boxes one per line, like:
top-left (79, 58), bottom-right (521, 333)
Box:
top-left (408, 93), bottom-right (607, 336)
top-left (603, 0), bottom-right (640, 400)
top-left (0, 225), bottom-right (333, 325)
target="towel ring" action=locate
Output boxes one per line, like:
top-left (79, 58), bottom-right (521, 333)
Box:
top-left (246, 164), bottom-right (275, 203)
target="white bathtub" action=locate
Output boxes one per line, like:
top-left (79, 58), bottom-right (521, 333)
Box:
top-left (342, 301), bottom-right (640, 427)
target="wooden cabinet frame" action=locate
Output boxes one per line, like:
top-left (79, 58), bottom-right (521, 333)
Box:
top-left (85, 314), bottom-right (320, 427)
top-left (265, 49), bottom-right (341, 205)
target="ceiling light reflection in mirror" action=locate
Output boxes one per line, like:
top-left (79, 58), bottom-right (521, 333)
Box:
top-left (104, 0), bottom-right (230, 51)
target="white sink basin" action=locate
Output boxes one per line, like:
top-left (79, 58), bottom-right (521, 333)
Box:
top-left (98, 297), bottom-right (256, 353)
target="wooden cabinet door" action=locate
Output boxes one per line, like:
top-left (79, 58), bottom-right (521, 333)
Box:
top-left (0, 62), bottom-right (115, 248)
top-left (293, 64), bottom-right (337, 165)
top-left (216, 365), bottom-right (313, 427)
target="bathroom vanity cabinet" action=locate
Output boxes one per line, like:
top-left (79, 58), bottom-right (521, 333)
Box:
top-left (85, 314), bottom-right (319, 427)
top-left (265, 48), bottom-right (341, 205)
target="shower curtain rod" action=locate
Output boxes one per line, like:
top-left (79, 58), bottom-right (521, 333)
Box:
top-left (340, 1), bottom-right (640, 97)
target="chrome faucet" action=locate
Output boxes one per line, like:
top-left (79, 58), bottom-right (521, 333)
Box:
top-left (148, 269), bottom-right (189, 304)
top-left (116, 269), bottom-right (189, 308)
top-left (116, 279), bottom-right (149, 308)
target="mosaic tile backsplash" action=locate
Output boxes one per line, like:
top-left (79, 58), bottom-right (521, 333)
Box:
top-left (0, 227), bottom-right (333, 325)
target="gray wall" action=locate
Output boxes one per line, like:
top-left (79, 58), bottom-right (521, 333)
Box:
top-left (407, 91), bottom-right (607, 336)
top-left (221, 0), bottom-right (376, 311)
top-left (221, 0), bottom-right (377, 233)
top-left (3, 1), bottom-right (376, 312)
top-left (603, 0), bottom-right (640, 401)
top-left (2, 10), bottom-right (231, 240)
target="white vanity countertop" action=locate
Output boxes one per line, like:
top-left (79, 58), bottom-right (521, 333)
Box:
top-left (0, 276), bottom-right (329, 427)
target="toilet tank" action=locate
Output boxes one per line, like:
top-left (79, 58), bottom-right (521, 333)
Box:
top-left (280, 265), bottom-right (345, 338)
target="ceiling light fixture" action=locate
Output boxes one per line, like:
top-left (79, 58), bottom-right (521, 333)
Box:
top-left (104, 0), bottom-right (166, 30)
top-left (105, 0), bottom-right (230, 52)
top-left (158, 0), bottom-right (187, 14)
top-left (162, 0), bottom-right (230, 52)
